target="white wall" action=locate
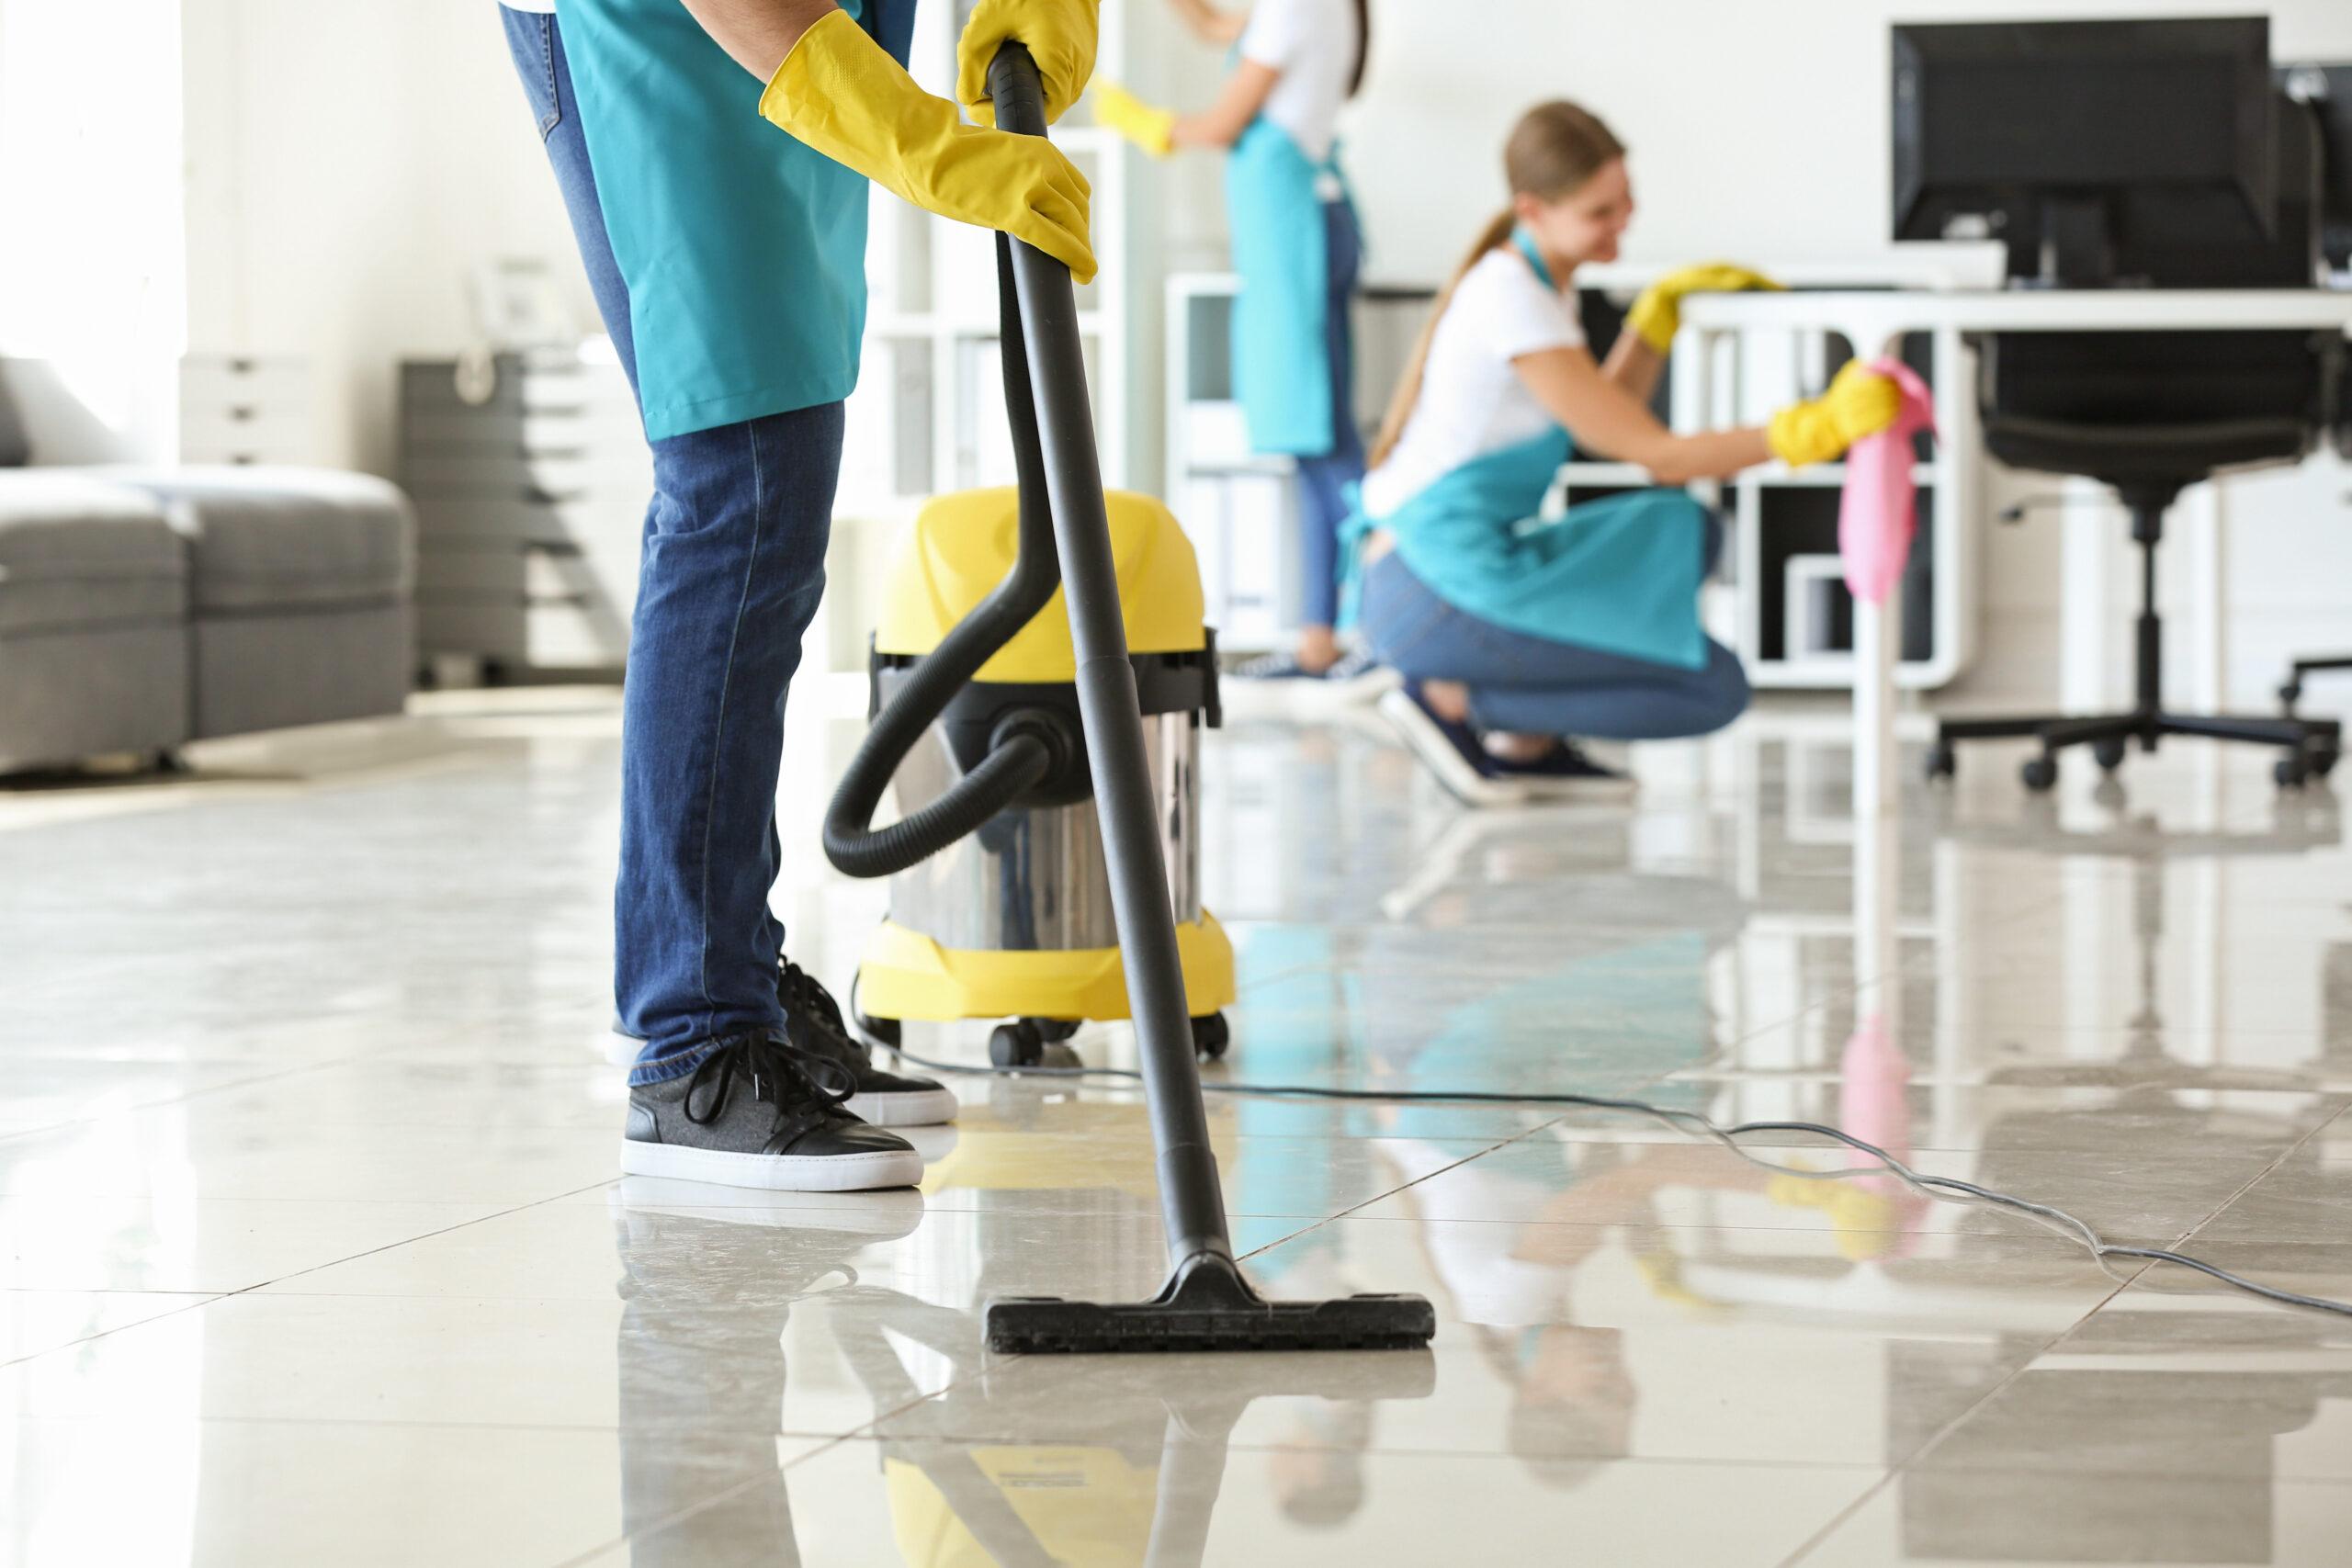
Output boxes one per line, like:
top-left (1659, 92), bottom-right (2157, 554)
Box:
top-left (180, 0), bottom-right (590, 476)
top-left (0, 0), bottom-right (185, 461)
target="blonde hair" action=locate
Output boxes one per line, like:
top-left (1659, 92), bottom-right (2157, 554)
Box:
top-left (1367, 101), bottom-right (1627, 469)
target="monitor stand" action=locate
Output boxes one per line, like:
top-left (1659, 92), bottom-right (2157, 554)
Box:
top-left (2023, 195), bottom-right (2117, 288)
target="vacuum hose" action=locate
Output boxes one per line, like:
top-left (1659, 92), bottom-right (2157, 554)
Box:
top-left (822, 196), bottom-right (1065, 880)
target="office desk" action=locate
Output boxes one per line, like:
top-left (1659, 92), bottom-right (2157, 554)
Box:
top-left (1679, 288), bottom-right (2352, 818)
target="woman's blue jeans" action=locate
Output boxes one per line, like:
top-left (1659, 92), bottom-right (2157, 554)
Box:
top-left (1294, 198), bottom-right (1365, 631)
top-left (1358, 516), bottom-right (1751, 741)
top-left (503, 8), bottom-right (839, 1084)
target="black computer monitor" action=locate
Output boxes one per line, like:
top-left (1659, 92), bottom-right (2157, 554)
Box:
top-left (2281, 62), bottom-right (2352, 273)
top-left (1891, 17), bottom-right (2314, 288)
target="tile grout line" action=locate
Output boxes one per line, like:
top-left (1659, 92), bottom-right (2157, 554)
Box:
top-left (1775, 1102), bottom-right (2352, 1564)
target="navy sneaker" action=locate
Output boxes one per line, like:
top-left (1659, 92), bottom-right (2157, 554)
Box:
top-left (1491, 739), bottom-right (1637, 800)
top-left (1377, 685), bottom-right (1534, 807)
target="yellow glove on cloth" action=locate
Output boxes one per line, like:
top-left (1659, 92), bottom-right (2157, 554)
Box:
top-left (1767, 360), bottom-right (1900, 468)
top-left (1766, 1173), bottom-right (1896, 1261)
top-left (1624, 262), bottom-right (1783, 355)
top-left (1091, 82), bottom-right (1176, 157)
top-left (958, 0), bottom-right (1099, 127)
top-left (762, 10), bottom-right (1096, 283)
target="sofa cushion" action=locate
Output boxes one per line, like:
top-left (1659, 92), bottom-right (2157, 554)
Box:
top-left (105, 466), bottom-right (416, 614)
top-left (0, 473), bottom-right (187, 637)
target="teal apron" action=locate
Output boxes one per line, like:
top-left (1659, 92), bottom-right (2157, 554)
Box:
top-left (1225, 118), bottom-right (1353, 457)
top-left (1342, 231), bottom-right (1707, 671)
top-left (557, 0), bottom-right (913, 440)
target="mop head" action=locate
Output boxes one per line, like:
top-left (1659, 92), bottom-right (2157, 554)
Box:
top-left (985, 1253), bottom-right (1436, 1355)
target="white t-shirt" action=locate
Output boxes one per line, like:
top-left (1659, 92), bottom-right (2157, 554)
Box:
top-left (1360, 245), bottom-right (1584, 519)
top-left (1238, 0), bottom-right (1360, 164)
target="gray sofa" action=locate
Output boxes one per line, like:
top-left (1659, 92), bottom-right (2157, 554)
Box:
top-left (0, 465), bottom-right (416, 774)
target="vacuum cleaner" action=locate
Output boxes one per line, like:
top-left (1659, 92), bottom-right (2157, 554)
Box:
top-left (822, 44), bottom-right (1433, 1355)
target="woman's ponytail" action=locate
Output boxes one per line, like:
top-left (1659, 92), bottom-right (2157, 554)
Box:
top-left (1363, 101), bottom-right (1627, 475)
top-left (1367, 207), bottom-right (1516, 468)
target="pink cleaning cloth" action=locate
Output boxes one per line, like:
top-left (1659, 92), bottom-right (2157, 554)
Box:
top-left (1839, 357), bottom-right (1936, 606)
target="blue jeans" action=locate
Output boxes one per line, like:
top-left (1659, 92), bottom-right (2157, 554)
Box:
top-left (1294, 199), bottom-right (1364, 631)
top-left (1358, 517), bottom-right (1750, 741)
top-left (504, 9), bottom-right (841, 1084)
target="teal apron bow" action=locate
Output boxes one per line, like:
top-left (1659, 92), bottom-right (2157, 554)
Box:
top-left (1225, 118), bottom-right (1355, 456)
top-left (556, 0), bottom-right (911, 439)
top-left (1341, 230), bottom-right (1708, 671)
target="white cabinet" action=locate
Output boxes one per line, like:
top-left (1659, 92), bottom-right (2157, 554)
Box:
top-left (180, 355), bottom-right (312, 466)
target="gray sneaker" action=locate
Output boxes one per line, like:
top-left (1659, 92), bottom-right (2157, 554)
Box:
top-left (621, 1032), bottom-right (925, 1192)
top-left (604, 961), bottom-right (957, 1127)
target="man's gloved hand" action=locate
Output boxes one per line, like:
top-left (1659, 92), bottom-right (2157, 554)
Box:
top-left (958, 0), bottom-right (1099, 127)
top-left (1767, 360), bottom-right (1900, 468)
top-left (1624, 262), bottom-right (1783, 355)
top-left (1090, 82), bottom-right (1176, 156)
top-left (762, 10), bottom-right (1095, 281)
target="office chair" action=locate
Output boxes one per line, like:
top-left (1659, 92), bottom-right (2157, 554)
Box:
top-left (1927, 330), bottom-right (2345, 790)
top-left (2277, 382), bottom-right (2352, 720)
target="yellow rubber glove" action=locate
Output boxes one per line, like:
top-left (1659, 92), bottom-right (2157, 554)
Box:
top-left (1767, 360), bottom-right (1901, 468)
top-left (761, 10), bottom-right (1096, 283)
top-left (1624, 262), bottom-right (1783, 355)
top-left (1091, 82), bottom-right (1176, 157)
top-left (958, 0), bottom-right (1099, 127)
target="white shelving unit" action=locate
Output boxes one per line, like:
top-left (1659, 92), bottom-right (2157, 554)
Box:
top-left (1660, 311), bottom-right (1980, 692)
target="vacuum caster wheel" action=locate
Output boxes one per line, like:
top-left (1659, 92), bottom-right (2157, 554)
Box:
top-left (989, 1020), bottom-right (1046, 1068)
top-left (2020, 756), bottom-right (2059, 792)
top-left (2092, 737), bottom-right (2128, 773)
top-left (1028, 1018), bottom-right (1081, 1043)
top-left (2275, 755), bottom-right (2310, 790)
top-left (1924, 743), bottom-right (1956, 783)
top-left (1192, 1011), bottom-right (1231, 1061)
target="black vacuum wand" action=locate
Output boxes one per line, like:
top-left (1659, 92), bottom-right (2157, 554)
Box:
top-left (978, 44), bottom-right (1434, 1355)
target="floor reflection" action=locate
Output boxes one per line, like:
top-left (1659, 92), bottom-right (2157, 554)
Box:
top-left (608, 1186), bottom-right (1433, 1565)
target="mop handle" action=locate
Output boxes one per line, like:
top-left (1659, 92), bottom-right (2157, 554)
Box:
top-left (987, 43), bottom-right (1237, 1271)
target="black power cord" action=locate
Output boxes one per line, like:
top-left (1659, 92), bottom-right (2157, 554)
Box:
top-left (872, 1038), bottom-right (2352, 1320)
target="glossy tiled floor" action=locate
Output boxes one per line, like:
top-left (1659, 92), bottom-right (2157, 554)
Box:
top-left (5, 687), bottom-right (2350, 1566)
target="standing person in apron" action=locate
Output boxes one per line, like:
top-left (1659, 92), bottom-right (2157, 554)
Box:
top-left (495, 0), bottom-right (1098, 1191)
top-left (1089, 0), bottom-right (1376, 691)
top-left (1352, 99), bottom-right (1900, 807)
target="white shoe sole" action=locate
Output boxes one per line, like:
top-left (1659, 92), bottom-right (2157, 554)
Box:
top-left (604, 1030), bottom-right (958, 1127)
top-left (1377, 690), bottom-right (1533, 807)
top-left (1512, 770), bottom-right (1639, 802)
top-left (848, 1085), bottom-right (960, 1127)
top-left (618, 1138), bottom-right (925, 1192)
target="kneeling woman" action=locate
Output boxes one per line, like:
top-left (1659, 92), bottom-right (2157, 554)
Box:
top-left (1355, 100), bottom-right (1897, 804)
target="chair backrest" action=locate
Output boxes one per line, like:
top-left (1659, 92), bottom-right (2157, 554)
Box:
top-left (1981, 330), bottom-right (2331, 429)
top-left (1976, 330), bottom-right (2333, 496)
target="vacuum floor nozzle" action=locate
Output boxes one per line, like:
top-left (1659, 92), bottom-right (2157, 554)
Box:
top-left (985, 1253), bottom-right (1437, 1355)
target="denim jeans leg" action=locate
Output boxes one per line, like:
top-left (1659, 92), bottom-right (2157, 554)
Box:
top-left (505, 9), bottom-right (842, 1085)
top-left (1292, 198), bottom-right (1366, 631)
top-left (616, 405), bottom-right (845, 1085)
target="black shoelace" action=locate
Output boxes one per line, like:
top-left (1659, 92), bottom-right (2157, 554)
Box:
top-left (777, 960), bottom-right (850, 1037)
top-left (683, 1031), bottom-right (856, 1149)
